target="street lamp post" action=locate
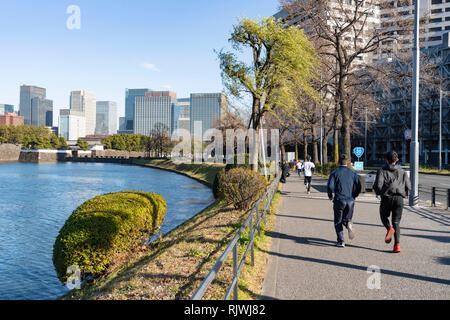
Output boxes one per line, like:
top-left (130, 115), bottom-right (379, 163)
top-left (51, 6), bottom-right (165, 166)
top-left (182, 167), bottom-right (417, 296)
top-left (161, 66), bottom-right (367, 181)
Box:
top-left (410, 0), bottom-right (420, 207)
top-left (320, 108), bottom-right (323, 164)
top-left (440, 88), bottom-right (443, 171)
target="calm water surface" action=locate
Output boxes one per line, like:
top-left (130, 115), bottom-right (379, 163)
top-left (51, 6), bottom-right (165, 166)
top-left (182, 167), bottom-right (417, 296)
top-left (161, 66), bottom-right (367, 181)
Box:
top-left (0, 162), bottom-right (214, 300)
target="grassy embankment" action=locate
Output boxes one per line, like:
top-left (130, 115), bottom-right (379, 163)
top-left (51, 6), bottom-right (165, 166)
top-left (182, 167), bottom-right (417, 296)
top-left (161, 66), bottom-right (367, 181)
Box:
top-left (62, 159), bottom-right (281, 300)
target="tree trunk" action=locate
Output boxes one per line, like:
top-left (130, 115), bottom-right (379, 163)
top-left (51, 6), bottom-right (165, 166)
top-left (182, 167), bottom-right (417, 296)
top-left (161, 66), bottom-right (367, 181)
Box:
top-left (323, 129), bottom-right (329, 164)
top-left (311, 126), bottom-right (319, 164)
top-left (303, 133), bottom-right (308, 161)
top-left (334, 129), bottom-right (339, 163)
top-left (250, 97), bottom-right (261, 172)
top-left (281, 144), bottom-right (286, 163)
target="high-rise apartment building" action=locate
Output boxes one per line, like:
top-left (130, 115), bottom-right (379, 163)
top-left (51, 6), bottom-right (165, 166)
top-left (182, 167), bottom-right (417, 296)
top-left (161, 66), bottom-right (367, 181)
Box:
top-left (134, 91), bottom-right (179, 136)
top-left (96, 101), bottom-right (118, 135)
top-left (0, 104), bottom-right (14, 115)
top-left (190, 93), bottom-right (227, 139)
top-left (19, 85), bottom-right (53, 127)
top-left (70, 91), bottom-right (96, 135)
top-left (125, 88), bottom-right (152, 132)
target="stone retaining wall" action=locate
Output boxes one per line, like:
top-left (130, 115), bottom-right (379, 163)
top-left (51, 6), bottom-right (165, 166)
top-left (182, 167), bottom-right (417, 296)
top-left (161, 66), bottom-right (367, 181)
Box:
top-left (19, 150), bottom-right (72, 163)
top-left (0, 144), bottom-right (21, 162)
top-left (91, 150), bottom-right (146, 159)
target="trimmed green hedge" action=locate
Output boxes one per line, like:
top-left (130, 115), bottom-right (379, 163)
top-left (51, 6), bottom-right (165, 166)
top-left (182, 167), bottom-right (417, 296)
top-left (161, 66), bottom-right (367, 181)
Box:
top-left (53, 191), bottom-right (167, 283)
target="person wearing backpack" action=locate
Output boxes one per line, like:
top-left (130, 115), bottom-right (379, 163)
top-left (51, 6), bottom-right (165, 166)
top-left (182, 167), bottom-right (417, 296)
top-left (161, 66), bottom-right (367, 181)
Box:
top-left (373, 151), bottom-right (411, 253)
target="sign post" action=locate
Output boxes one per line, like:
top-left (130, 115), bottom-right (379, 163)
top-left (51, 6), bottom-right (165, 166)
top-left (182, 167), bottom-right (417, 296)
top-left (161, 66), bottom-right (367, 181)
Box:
top-left (354, 147), bottom-right (365, 171)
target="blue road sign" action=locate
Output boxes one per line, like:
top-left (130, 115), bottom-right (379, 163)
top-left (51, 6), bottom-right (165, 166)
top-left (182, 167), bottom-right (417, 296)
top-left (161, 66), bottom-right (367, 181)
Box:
top-left (354, 147), bottom-right (365, 159)
top-left (354, 162), bottom-right (364, 171)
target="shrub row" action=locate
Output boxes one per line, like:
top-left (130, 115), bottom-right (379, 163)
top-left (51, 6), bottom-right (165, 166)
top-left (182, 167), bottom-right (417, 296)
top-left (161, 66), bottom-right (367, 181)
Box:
top-left (53, 191), bottom-right (167, 283)
top-left (315, 162), bottom-right (340, 176)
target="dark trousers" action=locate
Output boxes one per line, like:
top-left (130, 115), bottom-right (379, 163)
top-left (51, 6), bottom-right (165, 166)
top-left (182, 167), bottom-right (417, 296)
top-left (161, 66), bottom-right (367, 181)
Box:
top-left (333, 199), bottom-right (355, 243)
top-left (304, 176), bottom-right (312, 192)
top-left (380, 196), bottom-right (404, 245)
top-left (297, 169), bottom-right (302, 177)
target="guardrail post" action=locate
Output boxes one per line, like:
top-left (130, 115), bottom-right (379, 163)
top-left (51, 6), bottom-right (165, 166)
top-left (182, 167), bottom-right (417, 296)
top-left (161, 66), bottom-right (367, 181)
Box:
top-left (256, 206), bottom-right (261, 237)
top-left (447, 189), bottom-right (450, 211)
top-left (250, 214), bottom-right (255, 267)
top-left (432, 187), bottom-right (436, 207)
top-left (233, 245), bottom-right (238, 300)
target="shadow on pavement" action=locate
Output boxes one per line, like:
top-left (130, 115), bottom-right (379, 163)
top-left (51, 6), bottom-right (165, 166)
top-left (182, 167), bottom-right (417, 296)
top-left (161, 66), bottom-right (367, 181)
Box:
top-left (435, 256), bottom-right (450, 266)
top-left (276, 214), bottom-right (450, 234)
top-left (403, 234), bottom-right (450, 243)
top-left (266, 251), bottom-right (450, 286)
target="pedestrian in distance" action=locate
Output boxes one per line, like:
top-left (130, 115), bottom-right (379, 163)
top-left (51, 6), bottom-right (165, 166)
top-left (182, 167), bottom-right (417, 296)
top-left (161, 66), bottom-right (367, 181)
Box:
top-left (327, 154), bottom-right (362, 248)
top-left (296, 160), bottom-right (303, 177)
top-left (373, 151), bottom-right (411, 253)
top-left (280, 160), bottom-right (290, 184)
top-left (302, 156), bottom-right (316, 195)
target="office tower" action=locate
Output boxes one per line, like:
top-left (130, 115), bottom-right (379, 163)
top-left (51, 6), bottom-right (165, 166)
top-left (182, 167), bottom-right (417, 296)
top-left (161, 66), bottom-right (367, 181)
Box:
top-left (118, 117), bottom-right (126, 132)
top-left (31, 98), bottom-right (53, 127)
top-left (134, 91), bottom-right (178, 136)
top-left (177, 98), bottom-right (191, 133)
top-left (190, 93), bottom-right (227, 138)
top-left (96, 101), bottom-right (118, 135)
top-left (59, 109), bottom-right (86, 141)
top-left (70, 91), bottom-right (96, 135)
top-left (125, 88), bottom-right (152, 132)
top-left (19, 85), bottom-right (52, 126)
top-left (0, 113), bottom-right (24, 126)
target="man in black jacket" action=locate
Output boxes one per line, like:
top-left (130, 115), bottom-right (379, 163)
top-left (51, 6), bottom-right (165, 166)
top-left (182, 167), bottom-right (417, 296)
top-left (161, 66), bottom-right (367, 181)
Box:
top-left (374, 151), bottom-right (411, 253)
top-left (327, 154), bottom-right (362, 248)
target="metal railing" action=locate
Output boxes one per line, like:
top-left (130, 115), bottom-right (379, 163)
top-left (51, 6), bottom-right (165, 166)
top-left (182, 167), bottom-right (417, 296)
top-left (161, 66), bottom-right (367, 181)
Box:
top-left (418, 185), bottom-right (450, 210)
top-left (191, 176), bottom-right (280, 300)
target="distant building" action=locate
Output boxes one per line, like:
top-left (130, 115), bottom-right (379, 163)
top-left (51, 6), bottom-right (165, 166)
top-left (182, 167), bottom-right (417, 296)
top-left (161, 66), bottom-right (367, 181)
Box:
top-left (0, 113), bottom-right (24, 126)
top-left (125, 88), bottom-right (152, 133)
top-left (177, 98), bottom-right (191, 133)
top-left (134, 91), bottom-right (179, 136)
top-left (20, 85), bottom-right (53, 127)
top-left (59, 109), bottom-right (86, 141)
top-left (31, 98), bottom-right (53, 127)
top-left (96, 101), bottom-right (118, 135)
top-left (118, 117), bottom-right (126, 133)
top-left (190, 93), bottom-right (227, 138)
top-left (70, 91), bottom-right (96, 136)
top-left (0, 104), bottom-right (14, 115)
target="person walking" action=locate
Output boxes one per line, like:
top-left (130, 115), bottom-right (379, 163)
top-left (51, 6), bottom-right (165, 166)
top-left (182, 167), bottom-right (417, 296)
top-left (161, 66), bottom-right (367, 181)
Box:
top-left (302, 156), bottom-right (316, 195)
top-left (280, 160), bottom-right (290, 184)
top-left (373, 151), bottom-right (411, 253)
top-left (327, 154), bottom-right (362, 248)
top-left (296, 160), bottom-right (303, 177)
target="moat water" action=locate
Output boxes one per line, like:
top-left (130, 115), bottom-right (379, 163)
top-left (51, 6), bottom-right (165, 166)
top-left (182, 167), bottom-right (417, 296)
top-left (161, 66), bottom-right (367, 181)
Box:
top-left (0, 162), bottom-right (214, 300)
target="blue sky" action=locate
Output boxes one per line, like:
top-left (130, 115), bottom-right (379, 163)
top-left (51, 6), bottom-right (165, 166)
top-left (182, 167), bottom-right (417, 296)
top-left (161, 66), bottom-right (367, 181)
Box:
top-left (0, 0), bottom-right (280, 123)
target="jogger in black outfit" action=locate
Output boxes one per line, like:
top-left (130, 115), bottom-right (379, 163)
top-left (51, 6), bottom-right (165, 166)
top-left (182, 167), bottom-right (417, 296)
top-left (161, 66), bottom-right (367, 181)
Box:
top-left (374, 151), bottom-right (411, 253)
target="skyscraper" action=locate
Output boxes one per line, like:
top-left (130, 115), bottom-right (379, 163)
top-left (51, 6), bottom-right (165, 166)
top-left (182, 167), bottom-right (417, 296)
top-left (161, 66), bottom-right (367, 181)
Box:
top-left (125, 88), bottom-right (152, 132)
top-left (19, 85), bottom-right (52, 126)
top-left (31, 98), bottom-right (53, 127)
top-left (96, 101), bottom-right (118, 135)
top-left (134, 91), bottom-right (179, 136)
top-left (70, 91), bottom-right (96, 135)
top-left (190, 93), bottom-right (227, 139)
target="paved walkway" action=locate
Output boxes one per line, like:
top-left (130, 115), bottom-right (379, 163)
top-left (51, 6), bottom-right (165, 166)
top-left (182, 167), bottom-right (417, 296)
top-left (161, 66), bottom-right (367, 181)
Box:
top-left (262, 174), bottom-right (450, 300)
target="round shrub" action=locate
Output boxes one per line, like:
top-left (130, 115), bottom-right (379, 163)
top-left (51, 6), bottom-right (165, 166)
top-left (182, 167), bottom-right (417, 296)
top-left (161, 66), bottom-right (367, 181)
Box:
top-left (218, 168), bottom-right (267, 210)
top-left (53, 191), bottom-right (166, 283)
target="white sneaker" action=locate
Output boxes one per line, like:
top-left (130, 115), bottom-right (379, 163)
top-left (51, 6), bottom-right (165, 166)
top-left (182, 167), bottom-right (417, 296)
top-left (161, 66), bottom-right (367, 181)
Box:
top-left (347, 222), bottom-right (355, 240)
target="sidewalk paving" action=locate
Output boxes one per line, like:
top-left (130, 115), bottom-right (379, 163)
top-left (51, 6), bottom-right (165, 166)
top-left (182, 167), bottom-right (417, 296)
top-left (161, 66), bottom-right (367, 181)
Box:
top-left (262, 174), bottom-right (450, 300)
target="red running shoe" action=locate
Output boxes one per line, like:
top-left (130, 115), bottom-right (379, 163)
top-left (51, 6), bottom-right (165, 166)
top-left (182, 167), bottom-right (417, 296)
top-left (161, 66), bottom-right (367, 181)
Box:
top-left (393, 244), bottom-right (401, 253)
top-left (385, 227), bottom-right (395, 244)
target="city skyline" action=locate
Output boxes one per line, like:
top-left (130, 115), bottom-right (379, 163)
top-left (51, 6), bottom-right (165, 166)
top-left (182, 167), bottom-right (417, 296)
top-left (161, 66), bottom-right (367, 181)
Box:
top-left (0, 0), bottom-right (279, 125)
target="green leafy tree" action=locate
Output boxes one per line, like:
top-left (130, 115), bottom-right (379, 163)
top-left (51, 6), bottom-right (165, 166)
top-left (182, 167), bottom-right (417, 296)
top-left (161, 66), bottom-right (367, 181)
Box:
top-left (77, 138), bottom-right (89, 151)
top-left (218, 17), bottom-right (318, 171)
